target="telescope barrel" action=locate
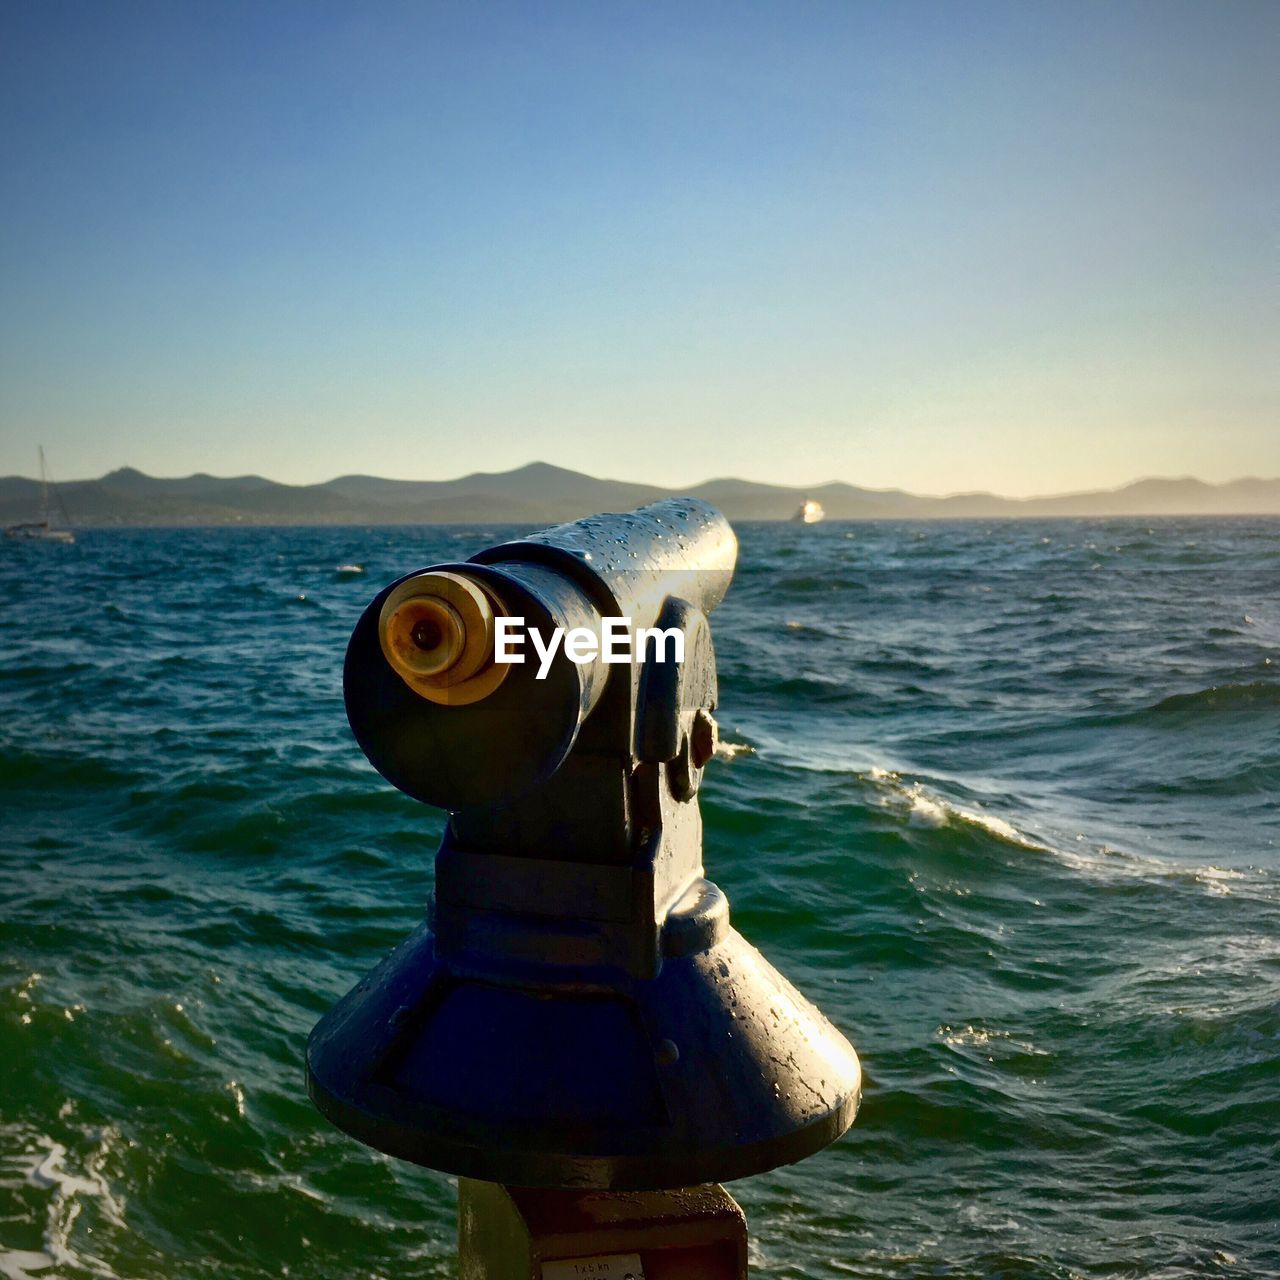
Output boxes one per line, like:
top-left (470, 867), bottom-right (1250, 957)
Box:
top-left (344, 499), bottom-right (738, 810)
top-left (472, 497), bottom-right (737, 629)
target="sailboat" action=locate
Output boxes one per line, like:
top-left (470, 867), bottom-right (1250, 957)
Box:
top-left (5, 447), bottom-right (75, 543)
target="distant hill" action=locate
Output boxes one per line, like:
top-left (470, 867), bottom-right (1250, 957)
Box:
top-left (1, 462), bottom-right (1277, 527)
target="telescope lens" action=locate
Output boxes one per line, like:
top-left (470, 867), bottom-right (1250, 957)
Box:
top-left (411, 618), bottom-right (444, 653)
top-left (383, 596), bottom-right (465, 677)
top-left (376, 569), bottom-right (511, 706)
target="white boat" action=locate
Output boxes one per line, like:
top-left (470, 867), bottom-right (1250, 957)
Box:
top-left (5, 448), bottom-right (75, 543)
top-left (791, 497), bottom-right (824, 524)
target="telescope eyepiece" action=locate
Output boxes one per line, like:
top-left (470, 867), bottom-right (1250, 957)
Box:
top-left (377, 570), bottom-right (510, 706)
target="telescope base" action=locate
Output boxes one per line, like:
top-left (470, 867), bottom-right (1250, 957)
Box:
top-left (458, 1179), bottom-right (747, 1280)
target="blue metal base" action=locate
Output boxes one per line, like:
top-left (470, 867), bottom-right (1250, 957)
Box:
top-left (306, 902), bottom-right (861, 1191)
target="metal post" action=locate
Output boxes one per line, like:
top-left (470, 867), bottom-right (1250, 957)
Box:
top-left (458, 1181), bottom-right (747, 1280)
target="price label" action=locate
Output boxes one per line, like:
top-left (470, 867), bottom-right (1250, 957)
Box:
top-left (542, 1253), bottom-right (645, 1280)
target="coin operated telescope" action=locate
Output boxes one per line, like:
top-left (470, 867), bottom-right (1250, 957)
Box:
top-left (307, 498), bottom-right (862, 1278)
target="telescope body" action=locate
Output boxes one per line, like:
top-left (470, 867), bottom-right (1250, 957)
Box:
top-left (307, 499), bottom-right (861, 1191)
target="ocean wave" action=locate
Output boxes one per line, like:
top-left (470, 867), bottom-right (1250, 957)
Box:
top-left (889, 780), bottom-right (1042, 849)
top-left (0, 662), bottom-right (98, 684)
top-left (0, 1123), bottom-right (126, 1280)
top-left (1045, 841), bottom-right (1267, 899)
top-left (736, 735), bottom-right (1054, 851)
top-left (1111, 680), bottom-right (1280, 728)
top-left (0, 746), bottom-right (142, 792)
top-left (743, 741), bottom-right (1274, 902)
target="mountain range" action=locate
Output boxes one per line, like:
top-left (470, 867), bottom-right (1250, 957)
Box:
top-left (2, 462), bottom-right (1278, 526)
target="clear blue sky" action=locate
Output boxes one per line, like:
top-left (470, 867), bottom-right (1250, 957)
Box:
top-left (1, 0), bottom-right (1276, 494)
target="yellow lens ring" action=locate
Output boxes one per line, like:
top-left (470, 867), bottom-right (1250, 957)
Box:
top-left (377, 570), bottom-right (511, 705)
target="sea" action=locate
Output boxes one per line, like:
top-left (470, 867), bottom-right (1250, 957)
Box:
top-left (2, 518), bottom-right (1277, 1280)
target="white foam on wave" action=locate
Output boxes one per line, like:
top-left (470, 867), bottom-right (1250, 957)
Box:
top-left (1048, 840), bottom-right (1252, 897)
top-left (238, 1168), bottom-right (331, 1206)
top-left (938, 1023), bottom-right (1050, 1057)
top-left (866, 762), bottom-right (1262, 899)
top-left (877, 774), bottom-right (1048, 851)
top-left (739, 729), bottom-right (1269, 900)
top-left (0, 1122), bottom-right (126, 1280)
top-left (745, 732), bottom-right (1049, 848)
top-left (0, 1250), bottom-right (57, 1280)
